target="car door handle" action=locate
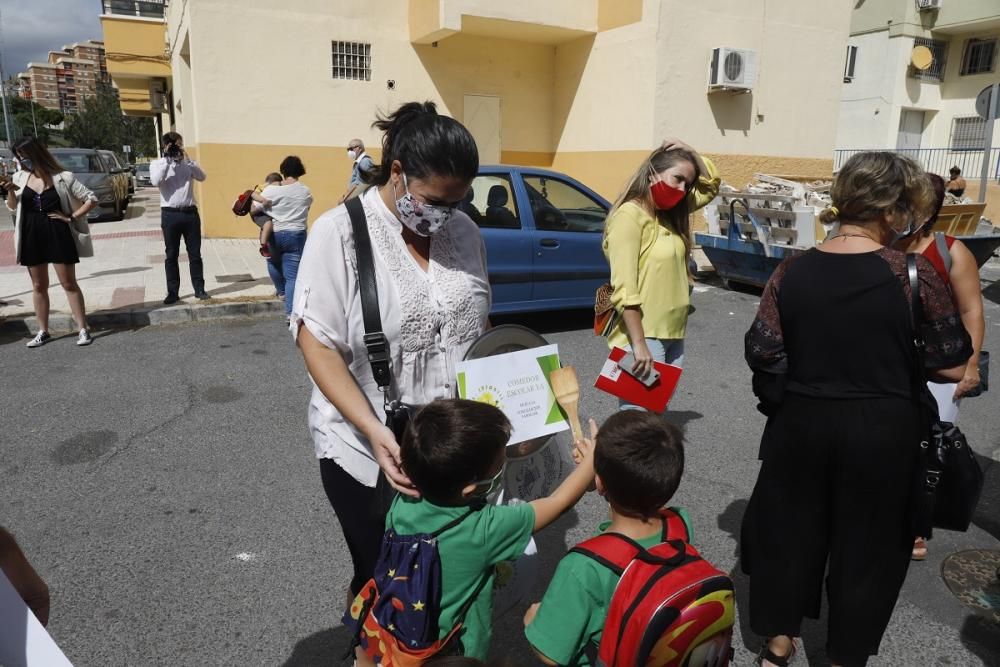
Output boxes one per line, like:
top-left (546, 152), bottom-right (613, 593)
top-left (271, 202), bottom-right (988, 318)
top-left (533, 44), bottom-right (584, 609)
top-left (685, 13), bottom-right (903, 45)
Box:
top-left (540, 238), bottom-right (559, 248)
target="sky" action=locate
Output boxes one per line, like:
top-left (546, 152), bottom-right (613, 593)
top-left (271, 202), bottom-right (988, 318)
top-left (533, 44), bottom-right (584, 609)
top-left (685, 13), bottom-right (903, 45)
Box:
top-left (1, 0), bottom-right (104, 75)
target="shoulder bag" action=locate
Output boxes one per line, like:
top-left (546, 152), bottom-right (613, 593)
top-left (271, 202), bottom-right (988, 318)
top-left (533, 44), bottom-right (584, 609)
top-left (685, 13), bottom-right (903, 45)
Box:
top-left (906, 254), bottom-right (984, 536)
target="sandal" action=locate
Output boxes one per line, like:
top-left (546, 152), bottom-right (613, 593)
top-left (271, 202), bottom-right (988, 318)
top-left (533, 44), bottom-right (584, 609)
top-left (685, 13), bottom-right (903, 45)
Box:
top-left (912, 537), bottom-right (928, 561)
top-left (757, 638), bottom-right (798, 666)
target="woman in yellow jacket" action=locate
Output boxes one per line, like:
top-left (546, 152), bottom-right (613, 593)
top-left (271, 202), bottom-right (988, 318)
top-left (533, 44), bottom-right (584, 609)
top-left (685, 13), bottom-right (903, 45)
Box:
top-left (603, 139), bottom-right (720, 408)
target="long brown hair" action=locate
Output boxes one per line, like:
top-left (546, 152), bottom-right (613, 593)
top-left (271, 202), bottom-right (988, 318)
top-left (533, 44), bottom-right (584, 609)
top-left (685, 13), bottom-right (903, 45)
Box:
top-left (13, 136), bottom-right (64, 184)
top-left (608, 147), bottom-right (701, 268)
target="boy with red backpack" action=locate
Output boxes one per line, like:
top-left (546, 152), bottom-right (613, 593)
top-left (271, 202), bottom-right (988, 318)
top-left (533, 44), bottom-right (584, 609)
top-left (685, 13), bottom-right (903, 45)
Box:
top-left (345, 399), bottom-right (598, 665)
top-left (524, 411), bottom-right (734, 667)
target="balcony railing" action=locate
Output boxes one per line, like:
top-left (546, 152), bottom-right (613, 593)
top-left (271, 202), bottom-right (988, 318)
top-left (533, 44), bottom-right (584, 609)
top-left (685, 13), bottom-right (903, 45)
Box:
top-left (834, 147), bottom-right (1000, 183)
top-left (102, 0), bottom-right (167, 19)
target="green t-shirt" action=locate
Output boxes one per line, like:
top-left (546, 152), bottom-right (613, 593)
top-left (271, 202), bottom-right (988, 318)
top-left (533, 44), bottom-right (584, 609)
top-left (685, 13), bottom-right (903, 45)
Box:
top-left (524, 508), bottom-right (693, 666)
top-left (386, 496), bottom-right (535, 659)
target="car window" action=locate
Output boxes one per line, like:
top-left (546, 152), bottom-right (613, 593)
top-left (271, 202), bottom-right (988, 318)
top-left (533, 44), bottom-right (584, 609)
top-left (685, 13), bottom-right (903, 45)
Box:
top-left (102, 153), bottom-right (122, 170)
top-left (523, 176), bottom-right (607, 233)
top-left (464, 174), bottom-right (520, 229)
top-left (137, 164), bottom-right (150, 174)
top-left (55, 153), bottom-right (105, 173)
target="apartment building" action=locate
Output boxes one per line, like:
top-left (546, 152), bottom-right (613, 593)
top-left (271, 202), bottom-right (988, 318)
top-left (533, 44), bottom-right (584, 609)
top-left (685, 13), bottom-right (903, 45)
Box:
top-left (17, 40), bottom-right (110, 114)
top-left (102, 0), bottom-right (852, 238)
top-left (836, 0), bottom-right (1000, 183)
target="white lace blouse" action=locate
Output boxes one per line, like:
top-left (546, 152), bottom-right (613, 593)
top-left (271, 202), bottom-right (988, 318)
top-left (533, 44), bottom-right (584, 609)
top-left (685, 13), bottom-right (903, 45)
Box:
top-left (291, 187), bottom-right (491, 487)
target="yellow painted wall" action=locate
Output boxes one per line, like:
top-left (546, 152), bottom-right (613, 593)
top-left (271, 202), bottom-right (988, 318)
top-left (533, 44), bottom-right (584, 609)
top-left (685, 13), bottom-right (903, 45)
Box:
top-left (100, 16), bottom-right (170, 78)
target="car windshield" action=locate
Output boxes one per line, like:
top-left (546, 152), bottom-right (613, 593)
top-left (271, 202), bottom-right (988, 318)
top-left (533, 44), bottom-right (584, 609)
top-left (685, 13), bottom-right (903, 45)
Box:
top-left (55, 153), bottom-right (104, 173)
top-left (136, 164), bottom-right (150, 174)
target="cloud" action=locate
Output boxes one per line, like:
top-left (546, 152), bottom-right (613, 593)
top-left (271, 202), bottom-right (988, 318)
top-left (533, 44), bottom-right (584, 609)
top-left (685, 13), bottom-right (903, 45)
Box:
top-left (2, 0), bottom-right (103, 74)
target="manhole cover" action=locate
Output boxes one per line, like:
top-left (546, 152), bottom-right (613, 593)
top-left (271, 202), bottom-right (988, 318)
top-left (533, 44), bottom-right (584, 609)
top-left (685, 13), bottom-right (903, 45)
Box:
top-left (941, 549), bottom-right (1000, 624)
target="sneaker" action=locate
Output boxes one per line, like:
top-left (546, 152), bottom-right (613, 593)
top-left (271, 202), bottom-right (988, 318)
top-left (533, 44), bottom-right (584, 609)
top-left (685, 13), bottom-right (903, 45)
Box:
top-left (194, 290), bottom-right (210, 300)
top-left (77, 329), bottom-right (93, 346)
top-left (26, 331), bottom-right (51, 348)
top-left (164, 294), bottom-right (180, 305)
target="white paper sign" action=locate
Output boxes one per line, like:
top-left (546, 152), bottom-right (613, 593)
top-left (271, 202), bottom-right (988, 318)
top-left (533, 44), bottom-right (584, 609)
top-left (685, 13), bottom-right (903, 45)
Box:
top-left (456, 344), bottom-right (568, 445)
top-left (0, 570), bottom-right (73, 667)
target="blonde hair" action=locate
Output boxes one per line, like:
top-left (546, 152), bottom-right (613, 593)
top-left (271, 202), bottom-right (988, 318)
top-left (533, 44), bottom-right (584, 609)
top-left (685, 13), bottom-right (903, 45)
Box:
top-left (819, 152), bottom-right (935, 230)
top-left (607, 147), bottom-right (700, 270)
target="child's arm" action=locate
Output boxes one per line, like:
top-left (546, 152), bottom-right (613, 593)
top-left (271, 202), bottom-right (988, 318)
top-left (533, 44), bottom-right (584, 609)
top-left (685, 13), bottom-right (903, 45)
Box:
top-left (524, 604), bottom-right (559, 665)
top-left (529, 419), bottom-right (596, 532)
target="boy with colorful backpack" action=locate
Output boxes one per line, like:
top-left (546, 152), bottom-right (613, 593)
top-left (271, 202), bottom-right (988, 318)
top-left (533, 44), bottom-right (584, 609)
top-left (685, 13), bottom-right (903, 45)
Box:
top-left (344, 399), bottom-right (598, 665)
top-left (524, 411), bottom-right (735, 667)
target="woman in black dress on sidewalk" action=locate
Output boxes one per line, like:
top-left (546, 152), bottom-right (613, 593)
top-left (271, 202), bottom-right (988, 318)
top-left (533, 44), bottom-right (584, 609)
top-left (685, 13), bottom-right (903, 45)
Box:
top-left (2, 137), bottom-right (97, 348)
top-left (740, 152), bottom-right (972, 667)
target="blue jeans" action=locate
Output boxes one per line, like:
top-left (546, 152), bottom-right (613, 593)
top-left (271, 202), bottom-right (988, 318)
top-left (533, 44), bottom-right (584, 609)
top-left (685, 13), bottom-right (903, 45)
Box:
top-left (267, 230), bottom-right (306, 316)
top-left (619, 338), bottom-right (685, 412)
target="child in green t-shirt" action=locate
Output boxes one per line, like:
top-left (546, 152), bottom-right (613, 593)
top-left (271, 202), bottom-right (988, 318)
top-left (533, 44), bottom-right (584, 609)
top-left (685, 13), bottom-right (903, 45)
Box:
top-left (387, 399), bottom-right (598, 660)
top-left (523, 411), bottom-right (688, 666)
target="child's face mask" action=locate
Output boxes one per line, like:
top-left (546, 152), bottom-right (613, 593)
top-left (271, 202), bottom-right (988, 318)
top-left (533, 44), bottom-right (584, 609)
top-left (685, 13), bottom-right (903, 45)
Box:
top-left (470, 462), bottom-right (506, 498)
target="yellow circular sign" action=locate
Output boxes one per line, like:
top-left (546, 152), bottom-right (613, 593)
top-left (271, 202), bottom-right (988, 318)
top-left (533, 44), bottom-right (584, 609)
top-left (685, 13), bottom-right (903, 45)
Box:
top-left (911, 45), bottom-right (934, 70)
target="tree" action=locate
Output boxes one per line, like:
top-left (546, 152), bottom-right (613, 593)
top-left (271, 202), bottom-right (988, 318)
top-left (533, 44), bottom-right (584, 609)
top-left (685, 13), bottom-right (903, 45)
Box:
top-left (1, 96), bottom-right (63, 143)
top-left (64, 83), bottom-right (156, 159)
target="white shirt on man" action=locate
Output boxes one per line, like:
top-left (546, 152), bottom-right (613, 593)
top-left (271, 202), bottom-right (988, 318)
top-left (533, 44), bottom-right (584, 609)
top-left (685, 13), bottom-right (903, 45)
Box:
top-left (149, 157), bottom-right (206, 209)
top-left (290, 187), bottom-right (491, 486)
top-left (261, 181), bottom-right (313, 232)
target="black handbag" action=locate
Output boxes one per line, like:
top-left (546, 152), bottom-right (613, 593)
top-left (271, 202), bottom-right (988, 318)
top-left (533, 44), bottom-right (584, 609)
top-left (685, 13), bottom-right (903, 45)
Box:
top-left (345, 196), bottom-right (412, 511)
top-left (906, 255), bottom-right (984, 536)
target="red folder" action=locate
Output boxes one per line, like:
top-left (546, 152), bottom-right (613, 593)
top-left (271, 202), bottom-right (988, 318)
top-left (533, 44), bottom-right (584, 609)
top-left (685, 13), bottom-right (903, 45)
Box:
top-left (594, 346), bottom-right (683, 413)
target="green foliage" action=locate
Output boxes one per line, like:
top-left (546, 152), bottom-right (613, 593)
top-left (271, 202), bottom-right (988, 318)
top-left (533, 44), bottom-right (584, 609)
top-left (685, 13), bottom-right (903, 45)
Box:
top-left (63, 84), bottom-right (156, 159)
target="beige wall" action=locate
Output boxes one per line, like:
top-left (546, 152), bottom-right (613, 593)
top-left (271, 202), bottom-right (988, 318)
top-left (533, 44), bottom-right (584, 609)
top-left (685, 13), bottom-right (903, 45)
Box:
top-left (158, 0), bottom-right (851, 237)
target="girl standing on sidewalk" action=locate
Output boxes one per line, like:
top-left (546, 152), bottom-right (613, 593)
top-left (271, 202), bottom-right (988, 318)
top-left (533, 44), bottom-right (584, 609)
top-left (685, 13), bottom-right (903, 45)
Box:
top-left (2, 137), bottom-right (97, 348)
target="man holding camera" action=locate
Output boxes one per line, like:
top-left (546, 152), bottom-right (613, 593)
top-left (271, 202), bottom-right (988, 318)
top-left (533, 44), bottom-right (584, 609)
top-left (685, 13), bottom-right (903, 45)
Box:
top-left (150, 132), bottom-right (208, 304)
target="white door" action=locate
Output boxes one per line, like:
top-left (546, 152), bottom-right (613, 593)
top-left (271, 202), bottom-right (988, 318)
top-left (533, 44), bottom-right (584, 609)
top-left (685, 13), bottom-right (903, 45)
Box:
top-left (463, 95), bottom-right (501, 164)
top-left (896, 110), bottom-right (925, 151)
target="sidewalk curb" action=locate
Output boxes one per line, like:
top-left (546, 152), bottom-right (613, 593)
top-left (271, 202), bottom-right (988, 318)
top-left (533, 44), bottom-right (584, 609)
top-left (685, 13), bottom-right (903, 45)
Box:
top-left (0, 299), bottom-right (286, 336)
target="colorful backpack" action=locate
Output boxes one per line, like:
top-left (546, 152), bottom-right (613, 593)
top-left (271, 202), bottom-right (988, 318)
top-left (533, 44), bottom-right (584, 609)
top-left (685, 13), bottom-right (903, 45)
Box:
top-left (571, 509), bottom-right (735, 667)
top-left (231, 186), bottom-right (257, 216)
top-left (343, 508), bottom-right (488, 667)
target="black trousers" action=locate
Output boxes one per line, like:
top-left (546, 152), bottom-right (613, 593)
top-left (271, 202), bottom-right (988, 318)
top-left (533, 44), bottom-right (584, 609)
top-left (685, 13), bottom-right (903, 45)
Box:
top-left (319, 459), bottom-right (389, 597)
top-left (741, 395), bottom-right (919, 667)
top-left (161, 207), bottom-right (204, 297)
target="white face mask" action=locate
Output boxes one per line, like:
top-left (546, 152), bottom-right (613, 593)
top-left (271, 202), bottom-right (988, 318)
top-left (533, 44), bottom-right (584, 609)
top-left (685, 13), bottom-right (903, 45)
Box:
top-left (347, 149), bottom-right (358, 161)
top-left (393, 173), bottom-right (454, 237)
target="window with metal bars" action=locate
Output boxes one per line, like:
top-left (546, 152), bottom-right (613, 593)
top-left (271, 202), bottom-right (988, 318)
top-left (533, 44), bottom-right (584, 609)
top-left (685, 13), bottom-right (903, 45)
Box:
top-left (950, 116), bottom-right (987, 151)
top-left (911, 37), bottom-right (947, 81)
top-left (960, 38), bottom-right (997, 76)
top-left (331, 41), bottom-right (371, 81)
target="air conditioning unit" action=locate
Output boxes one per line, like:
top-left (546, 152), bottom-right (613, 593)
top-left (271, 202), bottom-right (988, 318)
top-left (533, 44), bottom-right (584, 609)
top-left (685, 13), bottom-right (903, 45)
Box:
top-left (709, 47), bottom-right (758, 92)
top-left (917, 0), bottom-right (942, 11)
top-left (150, 91), bottom-right (168, 113)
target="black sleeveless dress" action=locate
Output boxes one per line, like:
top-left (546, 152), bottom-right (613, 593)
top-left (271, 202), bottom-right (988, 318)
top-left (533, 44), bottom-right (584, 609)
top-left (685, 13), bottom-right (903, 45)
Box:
top-left (18, 184), bottom-right (79, 266)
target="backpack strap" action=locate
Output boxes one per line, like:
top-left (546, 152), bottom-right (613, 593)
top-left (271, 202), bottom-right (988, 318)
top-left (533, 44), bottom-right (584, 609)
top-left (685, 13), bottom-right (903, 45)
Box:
top-left (934, 232), bottom-right (953, 276)
top-left (430, 507), bottom-right (479, 537)
top-left (660, 508), bottom-right (690, 543)
top-left (570, 534), bottom-right (646, 576)
top-left (345, 196), bottom-right (393, 394)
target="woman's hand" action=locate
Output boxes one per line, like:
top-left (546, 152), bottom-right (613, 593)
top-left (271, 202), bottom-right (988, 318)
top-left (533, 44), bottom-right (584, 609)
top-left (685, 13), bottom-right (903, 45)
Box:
top-left (661, 137), bottom-right (694, 154)
top-left (47, 212), bottom-right (72, 224)
top-left (365, 422), bottom-right (419, 498)
top-left (631, 339), bottom-right (655, 379)
top-left (954, 368), bottom-right (981, 399)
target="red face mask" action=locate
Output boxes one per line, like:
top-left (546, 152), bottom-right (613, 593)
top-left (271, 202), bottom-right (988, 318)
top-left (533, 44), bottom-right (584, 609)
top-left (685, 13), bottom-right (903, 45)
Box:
top-left (650, 180), bottom-right (686, 210)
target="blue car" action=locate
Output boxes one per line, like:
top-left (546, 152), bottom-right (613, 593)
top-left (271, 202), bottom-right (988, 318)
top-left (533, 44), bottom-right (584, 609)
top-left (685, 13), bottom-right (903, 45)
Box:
top-left (461, 166), bottom-right (611, 314)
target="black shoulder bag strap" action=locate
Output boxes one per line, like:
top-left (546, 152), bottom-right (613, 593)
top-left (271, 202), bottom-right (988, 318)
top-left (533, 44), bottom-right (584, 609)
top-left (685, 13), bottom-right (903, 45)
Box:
top-left (344, 196), bottom-right (393, 395)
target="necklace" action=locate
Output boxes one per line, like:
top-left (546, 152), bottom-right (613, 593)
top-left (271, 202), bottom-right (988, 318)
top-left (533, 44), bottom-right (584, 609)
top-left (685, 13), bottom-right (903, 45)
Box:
top-left (829, 232), bottom-right (879, 243)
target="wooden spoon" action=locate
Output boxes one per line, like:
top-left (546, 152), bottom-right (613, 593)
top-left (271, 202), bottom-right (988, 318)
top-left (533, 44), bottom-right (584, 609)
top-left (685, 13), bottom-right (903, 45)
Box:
top-left (549, 366), bottom-right (583, 443)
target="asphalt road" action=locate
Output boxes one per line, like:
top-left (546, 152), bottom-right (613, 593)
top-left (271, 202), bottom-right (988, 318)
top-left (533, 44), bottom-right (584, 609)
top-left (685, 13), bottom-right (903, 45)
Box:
top-left (2, 274), bottom-right (999, 666)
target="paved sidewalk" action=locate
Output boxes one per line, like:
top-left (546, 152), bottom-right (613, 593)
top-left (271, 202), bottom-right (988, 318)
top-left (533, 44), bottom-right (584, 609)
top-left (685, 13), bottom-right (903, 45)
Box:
top-left (0, 188), bottom-right (283, 333)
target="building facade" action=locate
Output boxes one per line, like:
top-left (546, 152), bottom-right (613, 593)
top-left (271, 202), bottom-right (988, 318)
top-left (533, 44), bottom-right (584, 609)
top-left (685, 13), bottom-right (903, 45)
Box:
top-left (103, 0), bottom-right (852, 238)
top-left (17, 41), bottom-right (110, 114)
top-left (836, 0), bottom-right (1000, 180)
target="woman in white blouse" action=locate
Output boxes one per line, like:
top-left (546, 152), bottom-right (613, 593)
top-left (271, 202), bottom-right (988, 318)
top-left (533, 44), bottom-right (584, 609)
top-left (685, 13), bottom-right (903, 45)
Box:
top-left (291, 102), bottom-right (489, 598)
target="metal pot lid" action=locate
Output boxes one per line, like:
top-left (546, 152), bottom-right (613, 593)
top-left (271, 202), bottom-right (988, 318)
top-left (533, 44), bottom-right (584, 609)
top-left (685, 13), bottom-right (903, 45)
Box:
top-left (463, 324), bottom-right (553, 458)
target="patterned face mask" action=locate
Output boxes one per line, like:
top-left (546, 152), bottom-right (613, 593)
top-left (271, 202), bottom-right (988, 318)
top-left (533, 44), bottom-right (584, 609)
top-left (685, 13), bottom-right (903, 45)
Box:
top-left (393, 173), bottom-right (454, 237)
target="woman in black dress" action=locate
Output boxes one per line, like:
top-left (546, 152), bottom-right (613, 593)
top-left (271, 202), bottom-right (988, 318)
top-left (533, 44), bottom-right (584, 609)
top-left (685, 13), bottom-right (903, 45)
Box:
top-left (741, 152), bottom-right (971, 667)
top-left (2, 137), bottom-right (97, 348)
